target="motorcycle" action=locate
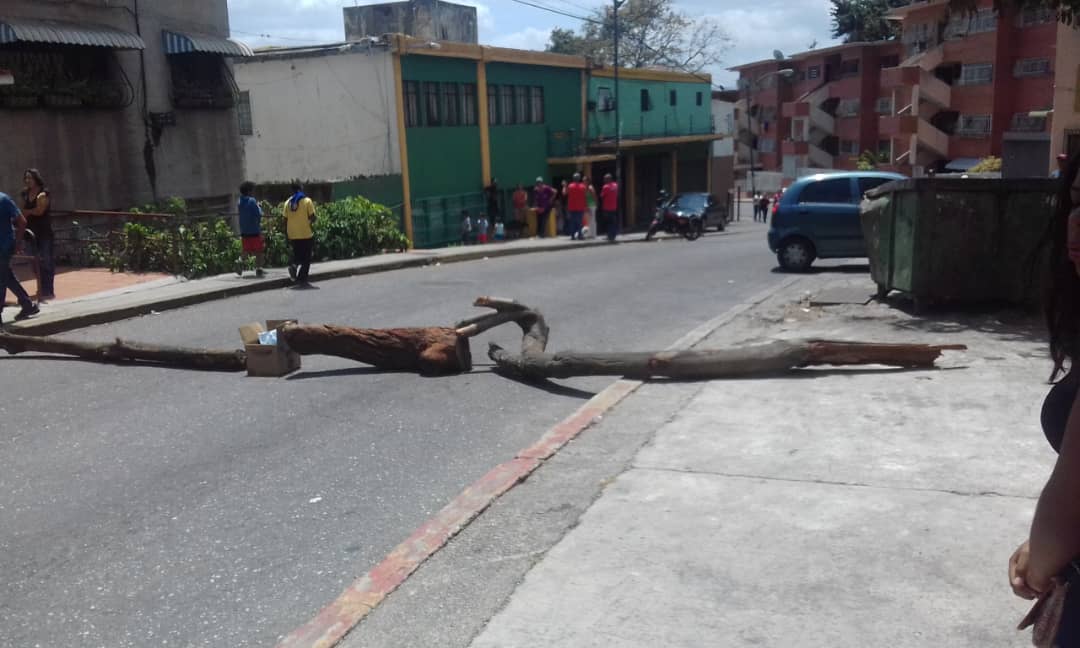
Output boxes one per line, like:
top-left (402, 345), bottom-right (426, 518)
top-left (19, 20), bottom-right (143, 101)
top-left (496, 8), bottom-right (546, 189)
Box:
top-left (645, 194), bottom-right (705, 241)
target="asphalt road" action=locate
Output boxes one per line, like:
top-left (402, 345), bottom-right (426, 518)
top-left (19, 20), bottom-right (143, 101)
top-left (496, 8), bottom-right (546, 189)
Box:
top-left (0, 221), bottom-right (785, 647)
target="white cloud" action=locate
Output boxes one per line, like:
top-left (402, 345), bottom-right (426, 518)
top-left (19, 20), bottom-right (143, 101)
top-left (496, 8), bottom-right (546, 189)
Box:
top-left (489, 26), bottom-right (552, 51)
top-left (456, 0), bottom-right (498, 33)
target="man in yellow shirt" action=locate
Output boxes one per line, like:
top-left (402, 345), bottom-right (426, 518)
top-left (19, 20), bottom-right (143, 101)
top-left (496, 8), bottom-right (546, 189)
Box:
top-left (282, 182), bottom-right (316, 286)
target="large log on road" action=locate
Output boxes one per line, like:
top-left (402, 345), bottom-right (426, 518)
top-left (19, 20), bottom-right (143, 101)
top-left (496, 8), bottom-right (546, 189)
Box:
top-left (279, 324), bottom-right (472, 376)
top-left (0, 332), bottom-right (246, 372)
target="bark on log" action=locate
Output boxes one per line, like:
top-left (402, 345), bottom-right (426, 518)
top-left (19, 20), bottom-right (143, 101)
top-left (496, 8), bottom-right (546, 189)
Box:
top-left (0, 332), bottom-right (246, 372)
top-left (279, 324), bottom-right (471, 376)
top-left (488, 338), bottom-right (966, 381)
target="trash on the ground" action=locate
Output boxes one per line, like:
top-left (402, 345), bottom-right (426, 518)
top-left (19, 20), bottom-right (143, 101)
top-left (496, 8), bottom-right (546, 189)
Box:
top-left (239, 320), bottom-right (301, 377)
top-left (308, 496), bottom-right (322, 504)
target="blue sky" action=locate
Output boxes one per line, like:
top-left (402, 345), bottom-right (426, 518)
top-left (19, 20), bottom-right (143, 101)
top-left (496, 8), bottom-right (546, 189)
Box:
top-left (227, 0), bottom-right (840, 87)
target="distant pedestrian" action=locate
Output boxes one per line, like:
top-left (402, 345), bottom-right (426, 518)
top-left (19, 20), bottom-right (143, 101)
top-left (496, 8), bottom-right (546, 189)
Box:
top-left (600, 173), bottom-right (619, 242)
top-left (0, 192), bottom-right (38, 326)
top-left (477, 214), bottom-right (489, 244)
top-left (461, 210), bottom-right (473, 245)
top-left (584, 175), bottom-right (598, 238)
top-left (282, 182), bottom-right (316, 286)
top-left (484, 178), bottom-right (500, 221)
top-left (557, 180), bottom-right (569, 235)
top-left (533, 177), bottom-right (556, 238)
top-left (758, 194), bottom-right (771, 223)
top-left (20, 169), bottom-right (54, 300)
top-left (752, 192), bottom-right (762, 222)
top-left (566, 172), bottom-right (587, 240)
top-left (236, 181), bottom-right (265, 278)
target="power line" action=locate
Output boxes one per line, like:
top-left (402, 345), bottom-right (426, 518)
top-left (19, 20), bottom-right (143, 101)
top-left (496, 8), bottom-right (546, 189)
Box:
top-left (230, 29), bottom-right (330, 43)
top-left (500, 0), bottom-right (723, 90)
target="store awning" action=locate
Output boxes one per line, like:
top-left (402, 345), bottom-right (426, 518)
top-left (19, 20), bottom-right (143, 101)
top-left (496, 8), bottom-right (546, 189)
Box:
top-left (0, 17), bottom-right (145, 49)
top-left (945, 157), bottom-right (982, 172)
top-left (162, 30), bottom-right (253, 57)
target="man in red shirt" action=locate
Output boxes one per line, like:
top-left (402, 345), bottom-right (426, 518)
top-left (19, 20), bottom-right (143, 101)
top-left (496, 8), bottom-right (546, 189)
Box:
top-left (600, 173), bottom-right (619, 242)
top-left (565, 172), bottom-right (588, 240)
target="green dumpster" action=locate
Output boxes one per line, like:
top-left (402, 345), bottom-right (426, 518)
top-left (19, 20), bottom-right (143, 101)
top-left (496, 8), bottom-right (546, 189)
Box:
top-left (860, 177), bottom-right (1056, 309)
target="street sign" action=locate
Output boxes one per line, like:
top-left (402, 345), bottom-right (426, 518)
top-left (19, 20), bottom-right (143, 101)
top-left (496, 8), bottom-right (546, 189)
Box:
top-left (0, 69), bottom-right (13, 86)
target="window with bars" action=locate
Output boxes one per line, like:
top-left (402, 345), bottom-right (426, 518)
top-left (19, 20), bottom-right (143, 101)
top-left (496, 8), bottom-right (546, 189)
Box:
top-left (669, 89), bottom-right (677, 106)
top-left (837, 99), bottom-right (860, 117)
top-left (424, 81), bottom-right (440, 126)
top-left (839, 139), bottom-right (859, 155)
top-left (514, 86), bottom-right (528, 125)
top-left (404, 81), bottom-right (420, 127)
top-left (443, 83), bottom-right (460, 126)
top-left (1019, 6), bottom-right (1055, 26)
top-left (1014, 58), bottom-right (1051, 77)
top-left (597, 86), bottom-right (614, 112)
top-left (640, 88), bottom-right (652, 111)
top-left (500, 85), bottom-right (514, 124)
top-left (529, 86), bottom-right (544, 123)
top-left (839, 59), bottom-right (860, 77)
top-left (875, 96), bottom-right (893, 115)
top-left (488, 84), bottom-right (498, 125)
top-left (807, 66), bottom-right (821, 80)
top-left (959, 63), bottom-right (993, 85)
top-left (237, 90), bottom-right (253, 135)
top-left (1011, 113), bottom-right (1047, 132)
top-left (946, 8), bottom-right (997, 38)
top-left (957, 114), bottom-right (992, 136)
top-left (462, 83), bottom-right (477, 126)
top-left (696, 91), bottom-right (703, 106)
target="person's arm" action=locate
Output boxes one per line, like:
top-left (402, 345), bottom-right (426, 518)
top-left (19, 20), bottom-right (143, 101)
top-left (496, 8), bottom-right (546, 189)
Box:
top-left (14, 210), bottom-right (27, 253)
top-left (1025, 388), bottom-right (1080, 592)
top-left (306, 199), bottom-right (316, 223)
top-left (23, 192), bottom-right (48, 217)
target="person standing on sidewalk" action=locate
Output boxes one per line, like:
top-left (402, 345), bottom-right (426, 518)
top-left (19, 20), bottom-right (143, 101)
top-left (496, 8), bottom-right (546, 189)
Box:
top-left (236, 181), bottom-right (265, 278)
top-left (21, 169), bottom-right (54, 301)
top-left (565, 173), bottom-right (587, 240)
top-left (600, 173), bottom-right (619, 242)
top-left (584, 175), bottom-right (598, 238)
top-left (0, 192), bottom-right (38, 326)
top-left (533, 177), bottom-right (555, 238)
top-left (1009, 154), bottom-right (1080, 645)
top-left (282, 183), bottom-right (316, 287)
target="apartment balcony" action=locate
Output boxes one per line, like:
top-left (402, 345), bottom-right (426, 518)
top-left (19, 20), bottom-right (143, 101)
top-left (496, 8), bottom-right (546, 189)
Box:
top-left (881, 114), bottom-right (949, 159)
top-left (881, 65), bottom-right (951, 109)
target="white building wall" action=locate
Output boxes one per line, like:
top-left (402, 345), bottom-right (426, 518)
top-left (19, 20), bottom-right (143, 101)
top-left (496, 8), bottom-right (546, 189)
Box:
top-left (712, 97), bottom-right (735, 157)
top-left (234, 46), bottom-right (401, 185)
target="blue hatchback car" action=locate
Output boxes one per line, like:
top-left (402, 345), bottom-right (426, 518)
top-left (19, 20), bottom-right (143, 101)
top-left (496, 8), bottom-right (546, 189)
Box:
top-left (768, 171), bottom-right (905, 271)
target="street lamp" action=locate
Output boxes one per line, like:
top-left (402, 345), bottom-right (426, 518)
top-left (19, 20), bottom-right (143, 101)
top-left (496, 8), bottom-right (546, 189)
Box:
top-left (743, 67), bottom-right (794, 197)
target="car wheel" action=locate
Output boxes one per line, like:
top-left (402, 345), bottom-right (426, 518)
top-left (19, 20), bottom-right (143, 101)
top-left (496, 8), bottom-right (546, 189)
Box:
top-left (777, 238), bottom-right (815, 272)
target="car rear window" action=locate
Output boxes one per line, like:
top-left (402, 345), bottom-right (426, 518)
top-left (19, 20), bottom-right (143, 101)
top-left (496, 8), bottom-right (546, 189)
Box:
top-left (858, 177), bottom-right (892, 195)
top-left (797, 178), bottom-right (852, 204)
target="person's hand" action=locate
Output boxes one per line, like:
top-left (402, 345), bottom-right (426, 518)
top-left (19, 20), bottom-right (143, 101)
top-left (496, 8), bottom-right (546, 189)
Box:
top-left (1010, 540), bottom-right (1042, 600)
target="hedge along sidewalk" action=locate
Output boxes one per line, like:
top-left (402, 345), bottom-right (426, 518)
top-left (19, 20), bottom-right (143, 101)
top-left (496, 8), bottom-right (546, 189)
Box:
top-left (6, 236), bottom-right (640, 336)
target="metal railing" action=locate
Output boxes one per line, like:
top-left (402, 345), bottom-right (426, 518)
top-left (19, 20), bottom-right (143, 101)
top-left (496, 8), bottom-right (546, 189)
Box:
top-left (411, 192), bottom-right (487, 248)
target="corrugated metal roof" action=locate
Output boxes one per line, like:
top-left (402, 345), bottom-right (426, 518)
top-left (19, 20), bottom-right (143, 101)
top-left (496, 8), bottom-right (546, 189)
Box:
top-left (162, 30), bottom-right (253, 57)
top-left (0, 17), bottom-right (145, 49)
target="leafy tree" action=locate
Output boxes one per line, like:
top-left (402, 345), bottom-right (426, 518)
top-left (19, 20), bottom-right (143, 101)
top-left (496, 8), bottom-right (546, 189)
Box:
top-left (830, 0), bottom-right (910, 42)
top-left (949, 0), bottom-right (1078, 23)
top-left (855, 151), bottom-right (880, 171)
top-left (546, 0), bottom-right (730, 74)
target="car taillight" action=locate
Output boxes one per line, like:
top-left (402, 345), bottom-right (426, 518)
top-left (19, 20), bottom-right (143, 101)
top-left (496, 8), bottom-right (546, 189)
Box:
top-left (772, 202), bottom-right (779, 215)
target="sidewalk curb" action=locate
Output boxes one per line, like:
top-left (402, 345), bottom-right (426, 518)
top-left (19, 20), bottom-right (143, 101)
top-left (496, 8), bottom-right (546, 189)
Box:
top-left (9, 238), bottom-right (618, 336)
top-left (275, 274), bottom-right (805, 648)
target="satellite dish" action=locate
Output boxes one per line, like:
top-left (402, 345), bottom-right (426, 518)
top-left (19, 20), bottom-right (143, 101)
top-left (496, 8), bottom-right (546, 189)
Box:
top-left (773, 49), bottom-right (785, 61)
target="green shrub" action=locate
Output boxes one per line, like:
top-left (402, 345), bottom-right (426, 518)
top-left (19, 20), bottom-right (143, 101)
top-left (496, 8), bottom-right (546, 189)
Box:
top-left (94, 195), bottom-right (408, 278)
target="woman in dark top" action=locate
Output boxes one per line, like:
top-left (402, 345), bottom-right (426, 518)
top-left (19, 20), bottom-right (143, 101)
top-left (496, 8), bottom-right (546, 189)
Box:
top-left (1011, 152), bottom-right (1080, 645)
top-left (21, 168), bottom-right (54, 300)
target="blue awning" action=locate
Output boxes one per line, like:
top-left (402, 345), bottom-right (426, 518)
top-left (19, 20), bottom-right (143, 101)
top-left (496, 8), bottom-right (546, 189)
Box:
top-left (162, 30), bottom-right (253, 57)
top-left (945, 157), bottom-right (982, 172)
top-left (0, 18), bottom-right (145, 49)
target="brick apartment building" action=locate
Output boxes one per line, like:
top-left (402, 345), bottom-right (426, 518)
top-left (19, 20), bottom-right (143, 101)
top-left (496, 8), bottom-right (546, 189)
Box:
top-left (732, 0), bottom-right (1076, 181)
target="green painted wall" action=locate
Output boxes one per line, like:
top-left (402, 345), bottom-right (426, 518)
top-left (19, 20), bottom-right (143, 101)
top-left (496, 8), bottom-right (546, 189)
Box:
top-left (402, 56), bottom-right (482, 199)
top-left (332, 174), bottom-right (405, 230)
top-left (587, 76), bottom-right (712, 141)
top-left (486, 62), bottom-right (581, 190)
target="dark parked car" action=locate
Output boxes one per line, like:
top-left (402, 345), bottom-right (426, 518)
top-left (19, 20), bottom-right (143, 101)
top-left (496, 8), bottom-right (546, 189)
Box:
top-left (662, 193), bottom-right (728, 232)
top-left (767, 171), bottom-right (906, 271)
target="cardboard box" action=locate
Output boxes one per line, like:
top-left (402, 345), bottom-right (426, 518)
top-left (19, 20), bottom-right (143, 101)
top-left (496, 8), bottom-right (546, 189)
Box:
top-left (239, 319), bottom-right (301, 377)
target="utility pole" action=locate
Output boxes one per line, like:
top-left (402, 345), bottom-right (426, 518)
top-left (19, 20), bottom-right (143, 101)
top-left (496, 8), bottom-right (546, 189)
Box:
top-left (613, 0), bottom-right (624, 219)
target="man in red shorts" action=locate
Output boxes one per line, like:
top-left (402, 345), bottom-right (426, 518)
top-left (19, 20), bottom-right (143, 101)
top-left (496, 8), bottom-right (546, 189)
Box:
top-left (237, 181), bottom-right (265, 277)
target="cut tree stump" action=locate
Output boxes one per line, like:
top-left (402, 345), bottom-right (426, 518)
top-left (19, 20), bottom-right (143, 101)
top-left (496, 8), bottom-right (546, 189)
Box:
top-left (0, 332), bottom-right (246, 372)
top-left (278, 324), bottom-right (472, 376)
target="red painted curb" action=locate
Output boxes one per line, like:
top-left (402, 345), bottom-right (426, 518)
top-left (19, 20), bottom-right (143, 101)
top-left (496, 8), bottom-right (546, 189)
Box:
top-left (275, 380), bottom-right (642, 648)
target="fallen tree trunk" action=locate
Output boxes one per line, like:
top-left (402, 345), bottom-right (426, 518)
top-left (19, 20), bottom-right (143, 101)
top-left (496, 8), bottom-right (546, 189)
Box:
top-left (279, 324), bottom-right (472, 376)
top-left (0, 332), bottom-right (246, 372)
top-left (488, 338), bottom-right (966, 381)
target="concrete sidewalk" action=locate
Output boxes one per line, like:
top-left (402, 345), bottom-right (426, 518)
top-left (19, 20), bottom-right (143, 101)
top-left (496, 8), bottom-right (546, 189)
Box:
top-left (3, 235), bottom-right (643, 335)
top-left (467, 277), bottom-right (1053, 648)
